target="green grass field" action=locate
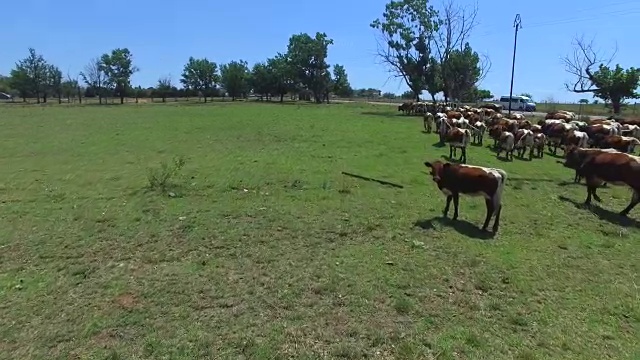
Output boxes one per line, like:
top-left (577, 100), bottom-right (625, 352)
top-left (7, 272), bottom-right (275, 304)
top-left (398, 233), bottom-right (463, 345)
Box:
top-left (0, 102), bottom-right (638, 359)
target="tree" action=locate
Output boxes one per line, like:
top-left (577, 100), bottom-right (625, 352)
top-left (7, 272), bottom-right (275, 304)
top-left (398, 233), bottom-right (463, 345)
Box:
top-left (101, 48), bottom-right (138, 104)
top-left (180, 57), bottom-right (219, 103)
top-left (477, 89), bottom-right (493, 100)
top-left (250, 62), bottom-right (272, 100)
top-left (331, 64), bottom-right (352, 98)
top-left (371, 0), bottom-right (440, 102)
top-left (286, 32), bottom-right (334, 103)
top-left (220, 60), bottom-right (250, 101)
top-left (266, 54), bottom-right (293, 103)
top-left (401, 90), bottom-right (415, 99)
top-left (80, 57), bottom-right (108, 104)
top-left (12, 48), bottom-right (49, 103)
top-left (563, 36), bottom-right (640, 114)
top-left (156, 75), bottom-right (173, 102)
top-left (382, 92), bottom-right (396, 99)
top-left (9, 67), bottom-right (31, 101)
top-left (519, 92), bottom-right (533, 100)
top-left (579, 98), bottom-right (589, 104)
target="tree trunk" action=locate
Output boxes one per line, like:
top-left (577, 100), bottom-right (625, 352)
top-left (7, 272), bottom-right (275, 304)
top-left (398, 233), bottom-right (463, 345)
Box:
top-left (612, 99), bottom-right (621, 114)
top-left (99, 94), bottom-right (102, 105)
top-left (36, 91), bottom-right (40, 104)
top-left (43, 93), bottom-right (47, 103)
top-left (280, 94), bottom-right (284, 102)
top-left (120, 94), bottom-right (124, 104)
top-left (58, 93), bottom-right (62, 104)
top-left (162, 96), bottom-right (166, 103)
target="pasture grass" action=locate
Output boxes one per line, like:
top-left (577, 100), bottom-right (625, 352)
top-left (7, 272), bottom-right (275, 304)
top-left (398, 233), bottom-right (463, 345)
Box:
top-left (0, 101), bottom-right (639, 359)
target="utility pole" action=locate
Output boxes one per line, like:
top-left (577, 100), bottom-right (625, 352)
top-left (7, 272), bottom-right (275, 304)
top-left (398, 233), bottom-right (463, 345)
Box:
top-left (508, 14), bottom-right (522, 116)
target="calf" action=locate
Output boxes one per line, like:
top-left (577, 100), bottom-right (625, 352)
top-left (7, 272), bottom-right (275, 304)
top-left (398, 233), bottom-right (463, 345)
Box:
top-left (445, 128), bottom-right (471, 163)
top-left (514, 129), bottom-right (534, 160)
top-left (562, 147), bottom-right (640, 216)
top-left (496, 131), bottom-right (515, 161)
top-left (424, 161), bottom-right (508, 232)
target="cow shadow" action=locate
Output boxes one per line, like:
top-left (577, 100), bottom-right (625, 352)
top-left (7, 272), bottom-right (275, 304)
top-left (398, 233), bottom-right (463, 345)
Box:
top-left (440, 155), bottom-right (464, 164)
top-left (546, 151), bottom-right (564, 159)
top-left (557, 195), bottom-right (640, 228)
top-left (432, 141), bottom-right (446, 148)
top-left (360, 111), bottom-right (402, 118)
top-left (414, 217), bottom-right (495, 240)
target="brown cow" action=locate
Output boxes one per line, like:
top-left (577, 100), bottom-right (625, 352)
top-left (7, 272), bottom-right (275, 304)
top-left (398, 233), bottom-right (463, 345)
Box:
top-left (423, 161), bottom-right (508, 232)
top-left (398, 101), bottom-right (414, 115)
top-left (544, 123), bottom-right (571, 155)
top-left (444, 128), bottom-right (471, 163)
top-left (562, 147), bottom-right (640, 216)
top-left (594, 135), bottom-right (640, 153)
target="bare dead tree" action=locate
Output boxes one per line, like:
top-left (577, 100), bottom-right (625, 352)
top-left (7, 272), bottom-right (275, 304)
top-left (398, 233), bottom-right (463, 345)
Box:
top-left (80, 57), bottom-right (107, 104)
top-left (157, 75), bottom-right (173, 103)
top-left (562, 35), bottom-right (617, 93)
top-left (433, 0), bottom-right (481, 101)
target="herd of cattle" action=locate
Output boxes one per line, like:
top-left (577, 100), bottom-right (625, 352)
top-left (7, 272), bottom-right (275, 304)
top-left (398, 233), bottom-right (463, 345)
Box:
top-left (404, 101), bottom-right (640, 233)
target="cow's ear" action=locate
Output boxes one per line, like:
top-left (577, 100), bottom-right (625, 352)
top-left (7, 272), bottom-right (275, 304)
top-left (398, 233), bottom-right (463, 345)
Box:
top-left (424, 161), bottom-right (432, 168)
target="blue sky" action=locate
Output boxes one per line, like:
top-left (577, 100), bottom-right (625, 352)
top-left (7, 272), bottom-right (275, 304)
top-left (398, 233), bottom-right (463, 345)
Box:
top-left (2, 0), bottom-right (638, 102)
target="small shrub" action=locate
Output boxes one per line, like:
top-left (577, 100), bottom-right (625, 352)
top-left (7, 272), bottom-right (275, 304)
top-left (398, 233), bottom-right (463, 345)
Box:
top-left (146, 155), bottom-right (186, 194)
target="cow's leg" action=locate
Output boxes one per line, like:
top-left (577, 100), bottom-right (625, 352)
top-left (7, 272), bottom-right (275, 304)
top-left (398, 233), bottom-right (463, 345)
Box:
top-left (460, 147), bottom-right (466, 163)
top-left (528, 146), bottom-right (533, 160)
top-left (451, 193), bottom-right (460, 220)
top-left (620, 190), bottom-right (640, 216)
top-left (443, 195), bottom-right (452, 217)
top-left (492, 203), bottom-right (503, 233)
top-left (449, 145), bottom-right (453, 159)
top-left (482, 199), bottom-right (494, 231)
top-left (496, 147), bottom-right (502, 158)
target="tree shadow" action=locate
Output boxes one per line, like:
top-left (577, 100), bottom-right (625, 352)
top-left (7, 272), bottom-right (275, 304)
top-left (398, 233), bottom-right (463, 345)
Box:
top-left (557, 195), bottom-right (640, 227)
top-left (414, 217), bottom-right (495, 240)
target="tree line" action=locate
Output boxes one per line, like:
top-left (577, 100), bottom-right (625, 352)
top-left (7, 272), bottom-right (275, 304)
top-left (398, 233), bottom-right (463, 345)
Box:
top-left (0, 32), bottom-right (354, 104)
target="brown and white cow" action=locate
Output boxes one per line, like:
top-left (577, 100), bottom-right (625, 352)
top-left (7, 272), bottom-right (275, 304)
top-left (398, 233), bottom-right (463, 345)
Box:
top-left (514, 128), bottom-right (534, 160)
top-left (562, 147), bottom-right (640, 216)
top-left (423, 161), bottom-right (508, 232)
top-left (496, 131), bottom-right (515, 161)
top-left (444, 128), bottom-right (471, 163)
top-left (563, 129), bottom-right (590, 155)
top-left (533, 133), bottom-right (546, 158)
top-left (423, 112), bottom-right (435, 133)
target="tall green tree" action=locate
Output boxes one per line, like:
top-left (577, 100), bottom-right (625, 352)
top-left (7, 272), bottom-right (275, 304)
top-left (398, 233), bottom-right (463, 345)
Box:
top-left (101, 48), bottom-right (138, 104)
top-left (445, 43), bottom-right (482, 101)
top-left (45, 64), bottom-right (63, 104)
top-left (180, 57), bottom-right (219, 102)
top-left (266, 54), bottom-right (293, 103)
top-left (12, 48), bottom-right (49, 103)
top-left (9, 67), bottom-right (31, 101)
top-left (220, 60), bottom-right (251, 101)
top-left (563, 36), bottom-right (640, 114)
top-left (331, 64), bottom-right (352, 98)
top-left (286, 32), bottom-right (334, 103)
top-left (250, 62), bottom-right (272, 100)
top-left (370, 0), bottom-right (440, 101)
